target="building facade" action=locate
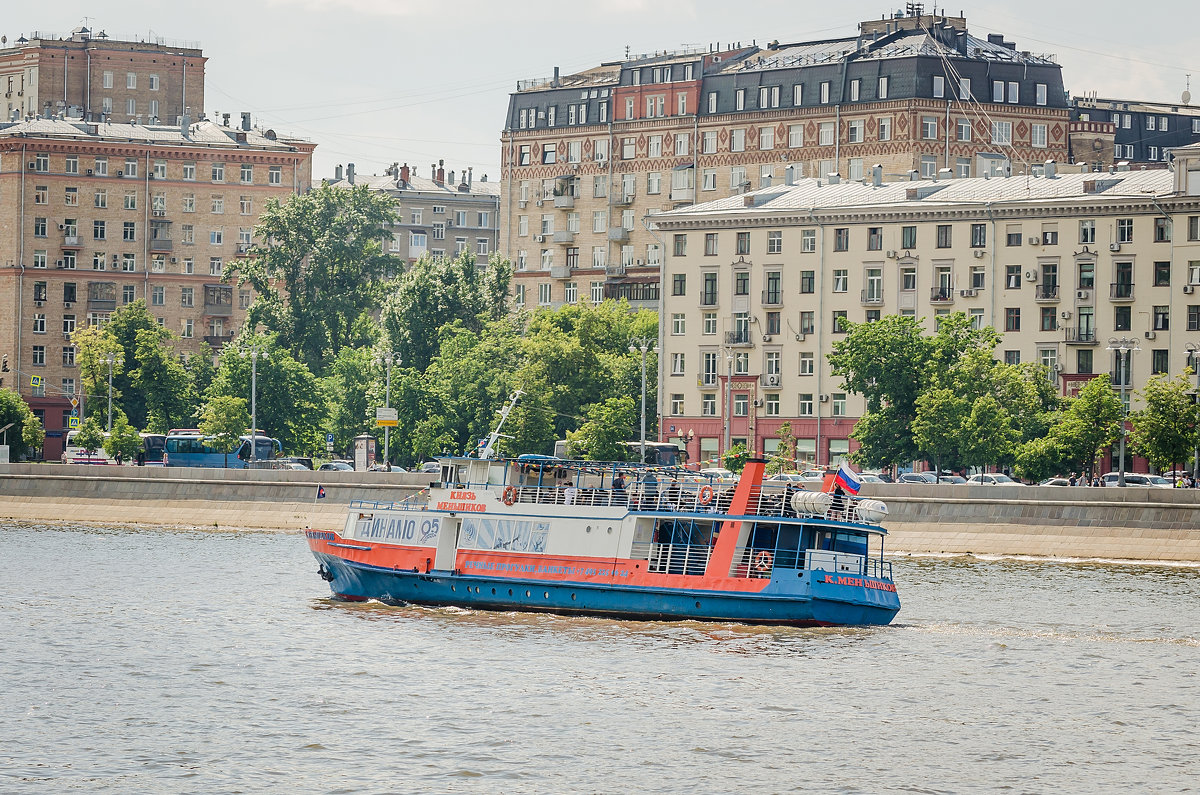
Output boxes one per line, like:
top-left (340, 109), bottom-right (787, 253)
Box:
top-left (0, 26), bottom-right (205, 124)
top-left (326, 160), bottom-right (499, 265)
top-left (0, 116), bottom-right (314, 460)
top-left (500, 10), bottom-right (1069, 315)
top-left (654, 151), bottom-right (1200, 472)
top-left (1071, 95), bottom-right (1200, 167)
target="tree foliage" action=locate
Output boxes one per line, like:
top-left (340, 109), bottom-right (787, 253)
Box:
top-left (0, 387), bottom-right (45, 460)
top-left (73, 416), bottom-right (105, 456)
top-left (1130, 371), bottom-right (1200, 475)
top-left (197, 395), bottom-right (251, 468)
top-left (103, 411), bottom-right (143, 463)
top-left (567, 396), bottom-right (636, 461)
top-left (228, 182), bottom-right (399, 372)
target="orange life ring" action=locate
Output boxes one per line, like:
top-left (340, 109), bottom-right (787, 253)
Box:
top-left (753, 550), bottom-right (774, 573)
top-left (698, 485), bottom-right (714, 505)
top-left (502, 486), bottom-right (517, 506)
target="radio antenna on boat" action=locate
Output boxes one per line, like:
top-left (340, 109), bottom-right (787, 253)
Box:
top-left (476, 389), bottom-right (524, 459)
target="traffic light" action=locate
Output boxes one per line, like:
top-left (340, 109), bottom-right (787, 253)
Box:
top-left (1, 354), bottom-right (8, 372)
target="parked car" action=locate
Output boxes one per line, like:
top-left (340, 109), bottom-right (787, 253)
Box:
top-left (966, 473), bottom-right (1023, 486)
top-left (1039, 477), bottom-right (1072, 487)
top-left (418, 461), bottom-right (442, 474)
top-left (863, 472), bottom-right (894, 483)
top-left (1100, 472), bottom-right (1173, 488)
top-left (283, 462), bottom-right (310, 471)
top-left (699, 467), bottom-right (735, 480)
top-left (897, 472), bottom-right (938, 484)
top-left (278, 456), bottom-right (314, 470)
top-left (767, 472), bottom-right (809, 483)
top-left (936, 475), bottom-right (967, 485)
top-left (318, 460), bottom-right (354, 472)
top-left (857, 473), bottom-right (885, 484)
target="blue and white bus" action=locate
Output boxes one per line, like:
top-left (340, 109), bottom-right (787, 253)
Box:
top-left (163, 429), bottom-right (281, 468)
top-left (63, 431), bottom-right (167, 465)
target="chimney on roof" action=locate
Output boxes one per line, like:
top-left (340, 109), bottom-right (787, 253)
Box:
top-left (784, 165), bottom-right (796, 186)
top-left (448, 170), bottom-right (455, 186)
top-left (222, 112), bottom-right (231, 127)
top-left (938, 167), bottom-right (953, 180)
top-left (400, 163), bottom-right (410, 184)
top-left (241, 112), bottom-right (251, 132)
top-left (827, 172), bottom-right (840, 184)
top-left (908, 169), bottom-right (920, 181)
top-left (481, 174), bottom-right (488, 182)
top-left (180, 108), bottom-right (192, 138)
top-left (1044, 160), bottom-right (1057, 179)
top-left (347, 163), bottom-right (356, 185)
top-left (436, 159), bottom-right (445, 185)
top-left (872, 164), bottom-right (883, 187)
top-left (334, 164), bottom-right (343, 181)
top-left (467, 167), bottom-right (473, 189)
top-left (553, 66), bottom-right (560, 87)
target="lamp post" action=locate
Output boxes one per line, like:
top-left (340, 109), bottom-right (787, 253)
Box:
top-left (380, 351), bottom-right (400, 467)
top-left (628, 337), bottom-right (655, 463)
top-left (722, 349), bottom-right (735, 464)
top-left (248, 345), bottom-right (268, 465)
top-left (1106, 337), bottom-right (1140, 487)
top-left (1187, 342), bottom-right (1200, 480)
top-left (103, 352), bottom-right (120, 432)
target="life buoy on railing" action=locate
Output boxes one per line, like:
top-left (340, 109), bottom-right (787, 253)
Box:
top-left (502, 486), bottom-right (517, 506)
top-left (698, 485), bottom-right (714, 505)
top-left (753, 550), bottom-right (774, 574)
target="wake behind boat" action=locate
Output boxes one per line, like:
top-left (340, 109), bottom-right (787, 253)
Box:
top-left (306, 398), bottom-right (900, 627)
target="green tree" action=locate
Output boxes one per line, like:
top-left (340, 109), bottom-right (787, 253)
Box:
top-left (324, 346), bottom-right (377, 457)
top-left (73, 325), bottom-right (123, 425)
top-left (379, 251), bottom-right (512, 372)
top-left (0, 387), bottom-right (45, 461)
top-left (1013, 435), bottom-right (1065, 482)
top-left (197, 395), bottom-right (251, 468)
top-left (184, 345), bottom-right (217, 400)
top-left (131, 327), bottom-right (195, 433)
top-left (1053, 376), bottom-right (1124, 478)
top-left (102, 411), bottom-right (143, 463)
top-left (1129, 371), bottom-right (1200, 476)
top-left (959, 394), bottom-right (1020, 470)
top-left (73, 416), bottom-right (105, 457)
top-left (104, 300), bottom-right (167, 429)
top-left (228, 182), bottom-right (399, 372)
top-left (206, 333), bottom-right (326, 455)
top-left (766, 421), bottom-right (798, 475)
top-left (566, 396), bottom-right (636, 461)
top-left (912, 387), bottom-right (970, 476)
top-left (723, 442), bottom-right (751, 473)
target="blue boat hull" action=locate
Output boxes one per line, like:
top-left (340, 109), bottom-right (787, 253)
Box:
top-left (314, 552), bottom-right (899, 627)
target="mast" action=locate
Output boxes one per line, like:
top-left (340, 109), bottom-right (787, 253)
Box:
top-left (477, 390), bottom-right (524, 459)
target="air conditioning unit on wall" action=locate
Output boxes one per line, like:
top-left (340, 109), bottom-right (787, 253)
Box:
top-left (818, 393), bottom-right (830, 403)
top-left (765, 374), bottom-right (780, 386)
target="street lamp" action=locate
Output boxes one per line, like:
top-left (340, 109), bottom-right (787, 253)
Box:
top-left (103, 352), bottom-right (121, 432)
top-left (1187, 342), bottom-right (1200, 479)
top-left (379, 351), bottom-right (401, 467)
top-left (723, 348), bottom-right (735, 463)
top-left (248, 345), bottom-right (268, 465)
top-left (628, 337), bottom-right (655, 463)
top-left (1106, 337), bottom-right (1140, 487)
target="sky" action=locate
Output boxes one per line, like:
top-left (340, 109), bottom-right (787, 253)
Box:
top-left (7, 1), bottom-right (1199, 182)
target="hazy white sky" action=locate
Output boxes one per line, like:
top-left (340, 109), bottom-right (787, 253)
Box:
top-left (8, 1), bottom-right (1198, 181)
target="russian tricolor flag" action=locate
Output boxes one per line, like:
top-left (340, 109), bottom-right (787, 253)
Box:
top-left (833, 461), bottom-right (861, 495)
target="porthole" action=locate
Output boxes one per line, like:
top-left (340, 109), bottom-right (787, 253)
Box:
top-left (525, 590), bottom-right (532, 598)
top-left (607, 526), bottom-right (614, 534)
top-left (492, 587), bottom-right (497, 595)
top-left (450, 585), bottom-right (456, 592)
top-left (571, 593), bottom-right (577, 601)
top-left (508, 589), bottom-right (513, 596)
top-left (544, 591), bottom-right (549, 599)
top-left (586, 525), bottom-right (592, 533)
top-left (695, 601), bottom-right (702, 609)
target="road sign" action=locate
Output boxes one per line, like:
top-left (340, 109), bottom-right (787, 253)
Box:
top-left (30, 375), bottom-right (43, 387)
top-left (68, 417), bottom-right (80, 429)
top-left (325, 442), bottom-right (335, 452)
top-left (325, 432), bottom-right (335, 444)
top-left (375, 407), bottom-right (398, 422)
top-left (376, 419), bottom-right (399, 427)
top-left (70, 398), bottom-right (79, 408)
top-left (70, 409), bottom-right (78, 418)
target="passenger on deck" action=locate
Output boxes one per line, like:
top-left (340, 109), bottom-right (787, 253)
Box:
top-left (564, 480), bottom-right (579, 505)
top-left (831, 484), bottom-right (847, 519)
top-left (613, 472), bottom-right (627, 506)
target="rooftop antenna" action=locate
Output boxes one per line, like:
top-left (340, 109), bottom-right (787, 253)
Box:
top-left (1184, 75), bottom-right (1192, 106)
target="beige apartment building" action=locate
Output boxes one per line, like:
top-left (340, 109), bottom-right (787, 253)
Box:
top-left (653, 150), bottom-right (1200, 471)
top-left (0, 116), bottom-right (315, 460)
top-left (326, 160), bottom-right (500, 265)
top-left (500, 11), bottom-right (1069, 314)
top-left (0, 26), bottom-right (205, 124)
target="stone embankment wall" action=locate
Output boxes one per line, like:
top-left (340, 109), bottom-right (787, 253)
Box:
top-left (1, 465), bottom-right (1197, 561)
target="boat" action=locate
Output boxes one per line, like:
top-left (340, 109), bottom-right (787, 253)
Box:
top-left (305, 394), bottom-right (900, 627)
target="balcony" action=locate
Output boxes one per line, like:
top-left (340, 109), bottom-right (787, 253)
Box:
top-left (552, 230), bottom-right (576, 245)
top-left (605, 262), bottom-right (626, 277)
top-left (698, 374), bottom-right (718, 387)
top-left (203, 334), bottom-right (235, 347)
top-left (1034, 284), bottom-right (1060, 302)
top-left (235, 244), bottom-right (253, 257)
top-left (550, 263), bottom-right (570, 278)
top-left (608, 227), bottom-right (629, 242)
top-left (860, 288), bottom-right (884, 305)
top-left (87, 298), bottom-right (116, 311)
top-left (1110, 282), bottom-right (1134, 301)
top-left (149, 238), bottom-right (173, 252)
top-left (613, 194), bottom-right (635, 207)
top-left (202, 303), bottom-right (233, 317)
top-left (553, 194), bottom-right (575, 209)
top-left (725, 330), bottom-right (753, 347)
top-left (669, 187), bottom-right (695, 202)
top-left (1064, 328), bottom-right (1098, 345)
top-left (61, 235), bottom-right (81, 248)
top-left (930, 287), bottom-right (954, 303)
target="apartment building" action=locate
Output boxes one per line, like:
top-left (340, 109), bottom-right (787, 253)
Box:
top-left (653, 149), bottom-right (1200, 471)
top-left (500, 10), bottom-right (1069, 314)
top-left (0, 115), bottom-right (315, 460)
top-left (326, 160), bottom-right (500, 265)
top-left (1071, 95), bottom-right (1200, 167)
top-left (0, 26), bottom-right (205, 124)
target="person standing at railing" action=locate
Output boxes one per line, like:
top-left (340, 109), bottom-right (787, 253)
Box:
top-left (613, 471), bottom-right (627, 506)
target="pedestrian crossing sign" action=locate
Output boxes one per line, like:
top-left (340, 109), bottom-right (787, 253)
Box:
top-left (68, 416), bottom-right (80, 429)
top-left (30, 375), bottom-right (43, 387)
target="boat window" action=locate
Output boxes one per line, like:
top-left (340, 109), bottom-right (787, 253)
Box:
top-left (832, 531), bottom-right (868, 557)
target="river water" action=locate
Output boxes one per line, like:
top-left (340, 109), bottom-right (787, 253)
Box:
top-left (1, 523), bottom-right (1197, 793)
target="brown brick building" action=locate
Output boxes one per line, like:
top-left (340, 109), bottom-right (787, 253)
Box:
top-left (0, 26), bottom-right (205, 124)
top-left (0, 116), bottom-right (314, 460)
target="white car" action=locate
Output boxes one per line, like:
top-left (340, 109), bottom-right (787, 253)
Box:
top-left (767, 473), bottom-right (809, 483)
top-left (698, 467), bottom-right (735, 479)
top-left (1100, 472), bottom-right (1173, 488)
top-left (966, 473), bottom-right (1023, 486)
